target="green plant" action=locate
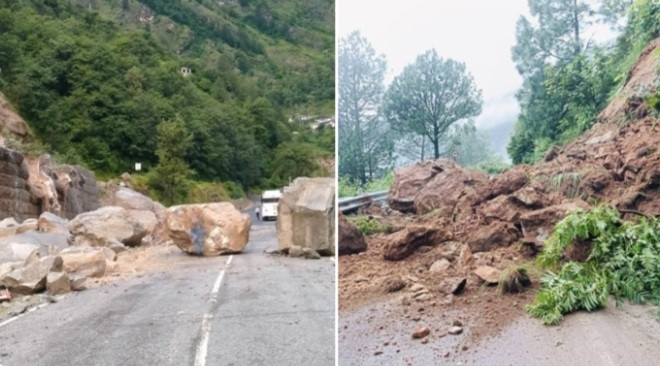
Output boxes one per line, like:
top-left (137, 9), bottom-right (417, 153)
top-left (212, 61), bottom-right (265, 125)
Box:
top-left (338, 171), bottom-right (394, 198)
top-left (470, 159), bottom-right (510, 175)
top-left (528, 205), bottom-right (660, 324)
top-left (187, 181), bottom-right (231, 203)
top-left (348, 216), bottom-right (392, 236)
top-left (550, 172), bottom-right (583, 199)
top-left (498, 262), bottom-right (541, 294)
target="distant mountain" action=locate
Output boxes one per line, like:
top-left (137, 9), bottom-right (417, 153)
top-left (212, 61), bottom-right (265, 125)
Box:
top-left (481, 120), bottom-right (515, 162)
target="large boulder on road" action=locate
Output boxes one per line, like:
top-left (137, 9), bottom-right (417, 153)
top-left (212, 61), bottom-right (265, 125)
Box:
top-left (68, 206), bottom-right (150, 247)
top-left (165, 202), bottom-right (251, 256)
top-left (338, 212), bottom-right (367, 255)
top-left (277, 178), bottom-right (335, 255)
top-left (105, 187), bottom-right (169, 243)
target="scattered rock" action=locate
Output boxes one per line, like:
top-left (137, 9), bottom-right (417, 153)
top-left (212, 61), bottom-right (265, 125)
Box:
top-left (519, 201), bottom-right (589, 244)
top-left (429, 258), bottom-right (451, 273)
top-left (37, 212), bottom-right (69, 235)
top-left (288, 245), bottom-right (303, 258)
top-left (301, 247), bottom-right (321, 260)
top-left (448, 326), bottom-right (463, 335)
top-left (16, 219), bottom-right (37, 234)
top-left (68, 274), bottom-right (87, 291)
top-left (438, 277), bottom-right (467, 295)
top-left (466, 221), bottom-right (520, 253)
top-left (338, 211), bottom-right (367, 255)
top-left (383, 218), bottom-right (453, 261)
top-left (474, 266), bottom-right (501, 285)
top-left (380, 276), bottom-right (406, 293)
top-left (59, 247), bottom-right (106, 277)
top-left (412, 327), bottom-right (430, 339)
top-left (544, 146), bottom-right (560, 162)
top-left (46, 272), bottom-right (70, 295)
top-left (69, 206), bottom-right (150, 247)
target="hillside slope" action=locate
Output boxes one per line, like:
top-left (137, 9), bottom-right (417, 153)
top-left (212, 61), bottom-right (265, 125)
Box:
top-left (0, 0), bottom-right (333, 192)
top-left (339, 37), bottom-right (659, 307)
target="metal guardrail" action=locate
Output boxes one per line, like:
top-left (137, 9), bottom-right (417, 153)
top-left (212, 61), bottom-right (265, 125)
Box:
top-left (338, 190), bottom-right (388, 213)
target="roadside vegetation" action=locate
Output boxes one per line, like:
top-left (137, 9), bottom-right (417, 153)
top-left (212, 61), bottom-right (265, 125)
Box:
top-left (507, 0), bottom-right (659, 164)
top-left (347, 215), bottom-right (393, 236)
top-left (528, 206), bottom-right (660, 325)
top-left (0, 0), bottom-right (334, 204)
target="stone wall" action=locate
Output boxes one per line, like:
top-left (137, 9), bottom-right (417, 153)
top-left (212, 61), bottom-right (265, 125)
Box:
top-left (0, 147), bottom-right (39, 222)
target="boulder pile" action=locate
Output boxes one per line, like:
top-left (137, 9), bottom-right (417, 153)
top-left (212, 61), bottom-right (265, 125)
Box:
top-left (1, 187), bottom-right (168, 301)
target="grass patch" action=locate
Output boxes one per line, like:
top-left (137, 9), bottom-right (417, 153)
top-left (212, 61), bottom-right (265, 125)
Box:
top-left (347, 215), bottom-right (393, 236)
top-left (550, 172), bottom-right (583, 199)
top-left (527, 205), bottom-right (660, 325)
top-left (498, 262), bottom-right (542, 294)
top-left (338, 172), bottom-right (394, 198)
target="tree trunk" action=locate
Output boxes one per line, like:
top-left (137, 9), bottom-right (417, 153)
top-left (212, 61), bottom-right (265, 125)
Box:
top-left (573, 0), bottom-right (581, 56)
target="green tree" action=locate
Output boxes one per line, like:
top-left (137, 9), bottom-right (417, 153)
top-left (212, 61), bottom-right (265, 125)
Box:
top-left (148, 116), bottom-right (193, 205)
top-left (384, 50), bottom-right (482, 159)
top-left (338, 31), bottom-right (392, 184)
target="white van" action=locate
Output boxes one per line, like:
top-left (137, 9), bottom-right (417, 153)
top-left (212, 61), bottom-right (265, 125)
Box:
top-left (260, 189), bottom-right (282, 220)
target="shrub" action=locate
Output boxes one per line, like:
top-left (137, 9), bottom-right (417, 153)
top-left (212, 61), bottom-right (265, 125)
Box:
top-left (528, 205), bottom-right (660, 324)
top-left (187, 181), bottom-right (231, 203)
top-left (348, 215), bottom-right (393, 236)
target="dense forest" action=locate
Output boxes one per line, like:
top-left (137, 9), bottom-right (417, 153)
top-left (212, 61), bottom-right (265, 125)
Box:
top-left (0, 0), bottom-right (334, 204)
top-left (338, 0), bottom-right (658, 196)
top-left (508, 0), bottom-right (659, 164)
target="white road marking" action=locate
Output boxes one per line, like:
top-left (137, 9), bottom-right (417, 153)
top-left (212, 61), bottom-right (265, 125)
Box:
top-left (194, 254), bottom-right (234, 365)
top-left (0, 302), bottom-right (50, 329)
top-left (193, 314), bottom-right (213, 366)
top-left (210, 255), bottom-right (233, 300)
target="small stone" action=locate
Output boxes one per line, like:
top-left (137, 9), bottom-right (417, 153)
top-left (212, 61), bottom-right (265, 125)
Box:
top-left (412, 327), bottom-right (430, 339)
top-left (288, 245), bottom-right (303, 257)
top-left (421, 336), bottom-right (429, 344)
top-left (429, 258), bottom-right (451, 273)
top-left (412, 315), bottom-right (421, 322)
top-left (401, 296), bottom-right (411, 306)
top-left (453, 320), bottom-right (463, 327)
top-left (474, 266), bottom-right (501, 284)
top-left (68, 274), bottom-right (87, 291)
top-left (373, 350), bottom-right (383, 356)
top-left (410, 283), bottom-right (426, 293)
top-left (448, 326), bottom-right (463, 335)
top-left (301, 248), bottom-right (321, 260)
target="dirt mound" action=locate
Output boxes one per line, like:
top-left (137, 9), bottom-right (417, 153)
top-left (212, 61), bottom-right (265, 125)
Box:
top-left (339, 39), bottom-right (660, 315)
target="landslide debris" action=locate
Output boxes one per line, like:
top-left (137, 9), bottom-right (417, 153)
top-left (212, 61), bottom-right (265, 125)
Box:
top-left (338, 39), bottom-right (660, 337)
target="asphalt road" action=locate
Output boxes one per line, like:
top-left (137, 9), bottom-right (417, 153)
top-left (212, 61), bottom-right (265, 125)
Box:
top-left (0, 208), bottom-right (335, 366)
top-left (339, 298), bottom-right (660, 365)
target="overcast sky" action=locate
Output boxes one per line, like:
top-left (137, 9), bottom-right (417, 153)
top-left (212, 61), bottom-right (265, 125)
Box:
top-left (337, 0), bottom-right (531, 134)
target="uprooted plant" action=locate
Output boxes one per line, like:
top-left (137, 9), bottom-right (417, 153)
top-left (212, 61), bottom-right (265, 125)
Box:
top-left (527, 205), bottom-right (660, 325)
